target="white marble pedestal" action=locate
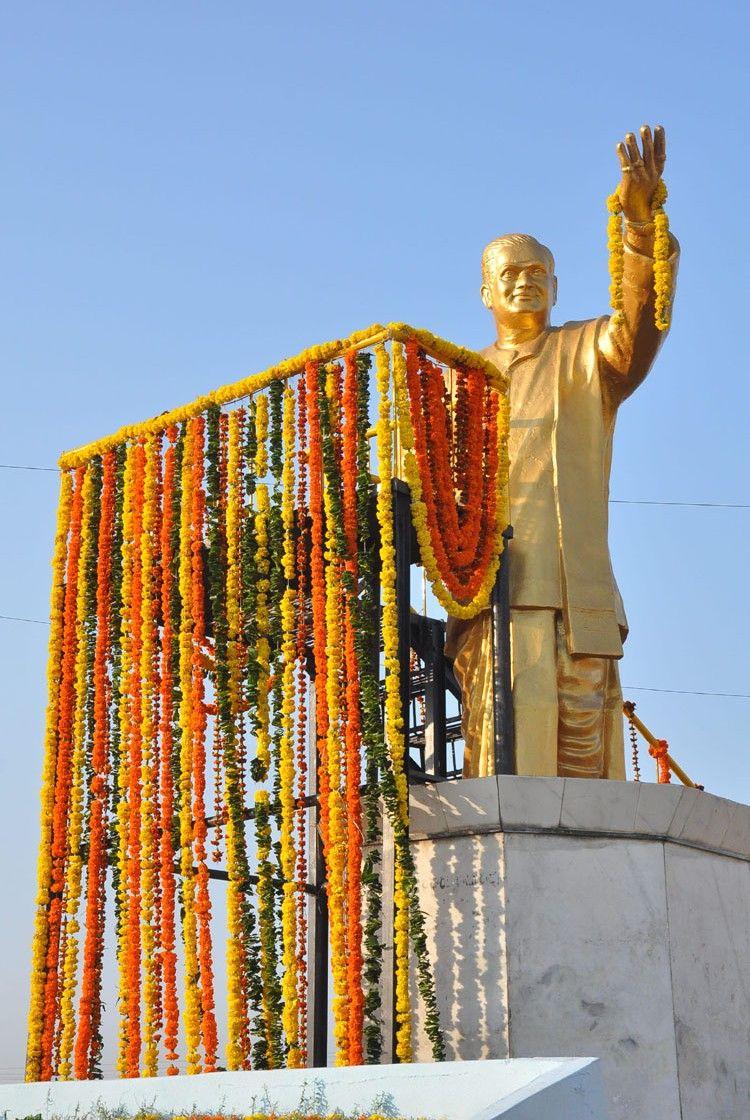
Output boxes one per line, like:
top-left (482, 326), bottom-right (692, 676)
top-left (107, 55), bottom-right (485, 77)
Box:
top-left (408, 777), bottom-right (750, 1120)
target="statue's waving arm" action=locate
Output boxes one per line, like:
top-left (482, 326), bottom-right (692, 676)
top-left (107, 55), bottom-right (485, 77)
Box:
top-left (597, 125), bottom-right (679, 401)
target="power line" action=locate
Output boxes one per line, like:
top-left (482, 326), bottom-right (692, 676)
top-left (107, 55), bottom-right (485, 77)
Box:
top-left (0, 463), bottom-right (57, 473)
top-left (624, 685), bottom-right (750, 700)
top-left (0, 614), bottom-right (49, 625)
top-left (2, 464), bottom-right (750, 509)
top-left (612, 499), bottom-right (750, 509)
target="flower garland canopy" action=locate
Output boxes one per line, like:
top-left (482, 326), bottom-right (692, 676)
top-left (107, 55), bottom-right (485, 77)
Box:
top-left (26, 323), bottom-right (510, 1081)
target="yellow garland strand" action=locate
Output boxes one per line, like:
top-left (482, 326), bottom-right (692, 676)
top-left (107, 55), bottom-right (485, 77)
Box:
top-left (391, 341), bottom-right (510, 620)
top-left (224, 409), bottom-right (246, 1072)
top-left (374, 343), bottom-right (411, 1062)
top-left (322, 370), bottom-right (349, 1066)
top-left (178, 421), bottom-right (202, 1075)
top-left (139, 436), bottom-right (159, 1077)
top-left (652, 180), bottom-right (671, 331)
top-left (607, 179), bottom-right (672, 332)
top-left (253, 482), bottom-right (271, 777)
top-left (59, 325), bottom-right (506, 469)
top-left (26, 470), bottom-right (73, 1082)
top-left (115, 446), bottom-right (135, 1076)
top-left (279, 387), bottom-right (301, 1066)
top-left (57, 465), bottom-right (95, 1078)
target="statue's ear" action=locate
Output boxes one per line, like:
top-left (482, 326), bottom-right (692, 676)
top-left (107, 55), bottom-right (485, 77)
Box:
top-left (552, 275), bottom-right (558, 307)
top-left (480, 283), bottom-right (492, 310)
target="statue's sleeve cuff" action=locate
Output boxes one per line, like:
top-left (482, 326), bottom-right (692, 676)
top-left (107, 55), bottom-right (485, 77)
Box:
top-left (622, 233), bottom-right (680, 288)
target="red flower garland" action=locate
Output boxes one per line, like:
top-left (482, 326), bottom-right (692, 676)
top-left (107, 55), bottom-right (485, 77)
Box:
top-left (342, 351), bottom-right (364, 1063)
top-left (189, 417), bottom-right (219, 1071)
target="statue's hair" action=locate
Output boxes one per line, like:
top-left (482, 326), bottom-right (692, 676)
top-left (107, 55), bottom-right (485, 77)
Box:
top-left (481, 234), bottom-right (555, 286)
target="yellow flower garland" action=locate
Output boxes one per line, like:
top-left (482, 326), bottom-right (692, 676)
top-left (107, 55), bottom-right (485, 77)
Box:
top-left (374, 343), bottom-right (411, 1062)
top-left (26, 470), bottom-right (73, 1082)
top-left (652, 179), bottom-right (671, 331)
top-left (116, 446), bottom-right (135, 1077)
top-left (139, 435), bottom-right (159, 1077)
top-left (607, 179), bottom-right (672, 332)
top-left (57, 464), bottom-right (95, 1078)
top-left (322, 372), bottom-right (349, 1066)
top-left (58, 324), bottom-right (505, 470)
top-left (178, 421), bottom-right (201, 1075)
top-left (279, 387), bottom-right (301, 1067)
top-left (391, 341), bottom-right (510, 621)
top-left (224, 408), bottom-right (246, 1072)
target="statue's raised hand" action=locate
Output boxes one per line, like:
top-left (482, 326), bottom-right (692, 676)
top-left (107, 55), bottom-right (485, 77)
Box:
top-left (615, 125), bottom-right (666, 222)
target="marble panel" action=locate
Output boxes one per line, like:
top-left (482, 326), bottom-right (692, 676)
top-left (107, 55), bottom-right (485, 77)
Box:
top-left (671, 788), bottom-right (736, 850)
top-left (559, 778), bottom-right (639, 834)
top-left (665, 844), bottom-right (750, 1120)
top-left (409, 783), bottom-right (448, 839)
top-left (436, 776), bottom-right (501, 833)
top-left (409, 832), bottom-right (509, 1063)
top-left (664, 785), bottom-right (700, 839)
top-left (632, 781), bottom-right (684, 837)
top-left (497, 775), bottom-right (565, 830)
top-left (720, 799), bottom-right (750, 858)
top-left (503, 832), bottom-right (681, 1120)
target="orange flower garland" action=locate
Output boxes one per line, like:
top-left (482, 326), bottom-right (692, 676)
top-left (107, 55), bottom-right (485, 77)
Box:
top-left (39, 465), bottom-right (85, 1081)
top-left (158, 426), bottom-right (180, 1074)
top-left (125, 441), bottom-right (145, 1077)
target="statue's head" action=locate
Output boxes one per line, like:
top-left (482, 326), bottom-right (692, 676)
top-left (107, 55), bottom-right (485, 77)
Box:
top-left (481, 234), bottom-right (557, 335)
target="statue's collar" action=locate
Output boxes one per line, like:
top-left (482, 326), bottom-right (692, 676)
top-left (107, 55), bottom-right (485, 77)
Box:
top-left (485, 327), bottom-right (551, 372)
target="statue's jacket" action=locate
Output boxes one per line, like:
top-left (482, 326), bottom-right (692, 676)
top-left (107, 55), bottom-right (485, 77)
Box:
top-left (481, 236), bottom-right (679, 659)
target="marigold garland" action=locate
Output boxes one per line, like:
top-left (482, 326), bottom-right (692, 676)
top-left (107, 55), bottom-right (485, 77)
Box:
top-left (75, 452), bottom-right (115, 1079)
top-left (279, 385), bottom-right (301, 1067)
top-left (31, 324), bottom-right (511, 1080)
top-left (158, 426), bottom-right (181, 1075)
top-left (39, 464), bottom-right (86, 1081)
top-left (25, 469), bottom-right (73, 1082)
top-left (607, 178), bottom-right (672, 331)
top-left (58, 464), bottom-right (97, 1079)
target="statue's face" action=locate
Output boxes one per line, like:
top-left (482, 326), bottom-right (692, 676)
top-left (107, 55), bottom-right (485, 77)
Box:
top-left (481, 244), bottom-right (557, 328)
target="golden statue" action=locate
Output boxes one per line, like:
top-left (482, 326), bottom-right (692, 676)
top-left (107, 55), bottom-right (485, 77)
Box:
top-left (445, 125), bottom-right (678, 780)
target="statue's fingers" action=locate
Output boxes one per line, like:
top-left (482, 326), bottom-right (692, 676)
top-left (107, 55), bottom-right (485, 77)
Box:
top-left (654, 125), bottom-right (667, 172)
top-left (616, 141), bottom-right (631, 170)
top-left (640, 125), bottom-right (656, 177)
top-left (625, 132), bottom-right (642, 167)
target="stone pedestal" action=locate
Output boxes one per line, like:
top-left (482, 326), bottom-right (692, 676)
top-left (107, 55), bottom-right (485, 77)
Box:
top-left (409, 777), bottom-right (750, 1120)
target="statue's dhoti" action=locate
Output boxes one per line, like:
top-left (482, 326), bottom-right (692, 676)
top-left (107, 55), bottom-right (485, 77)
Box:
top-left (445, 608), bottom-right (625, 779)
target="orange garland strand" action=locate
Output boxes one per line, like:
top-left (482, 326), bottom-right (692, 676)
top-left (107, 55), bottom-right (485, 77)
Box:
top-left (39, 465), bottom-right (85, 1080)
top-left (158, 425), bottom-right (180, 1074)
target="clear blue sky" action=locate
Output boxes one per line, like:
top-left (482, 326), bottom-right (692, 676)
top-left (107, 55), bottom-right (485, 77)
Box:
top-left (1, 0), bottom-right (748, 1080)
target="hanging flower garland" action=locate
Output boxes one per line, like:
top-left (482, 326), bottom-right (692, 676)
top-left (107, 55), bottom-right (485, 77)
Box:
top-left (607, 178), bottom-right (672, 331)
top-left (293, 374), bottom-right (309, 1065)
top-left (39, 465), bottom-right (86, 1081)
top-left (26, 468), bottom-right (74, 1082)
top-left (58, 464), bottom-right (97, 1078)
top-left (114, 446), bottom-right (135, 1076)
top-left (279, 385), bottom-right (301, 1067)
top-left (253, 788), bottom-right (284, 1068)
top-left (320, 364), bottom-right (350, 1066)
top-left (158, 426), bottom-right (181, 1075)
top-left (178, 419), bottom-right (202, 1075)
top-left (75, 451), bottom-right (115, 1079)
